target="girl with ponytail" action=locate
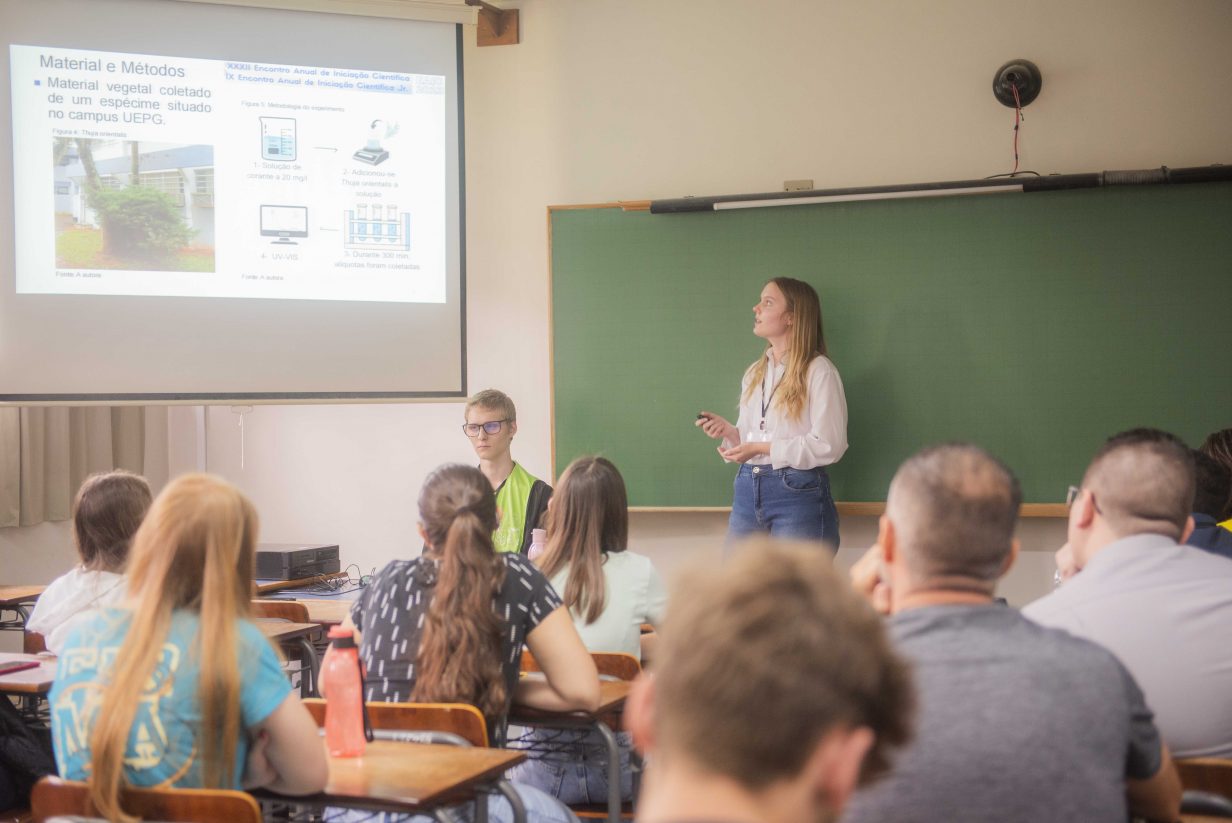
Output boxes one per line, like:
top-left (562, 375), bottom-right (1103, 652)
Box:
top-left (331, 464), bottom-right (598, 822)
top-left (48, 474), bottom-right (327, 823)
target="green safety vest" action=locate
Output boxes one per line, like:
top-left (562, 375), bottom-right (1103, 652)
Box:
top-left (492, 463), bottom-right (551, 554)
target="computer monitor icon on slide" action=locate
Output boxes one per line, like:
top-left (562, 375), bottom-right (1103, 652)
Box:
top-left (260, 205), bottom-right (308, 245)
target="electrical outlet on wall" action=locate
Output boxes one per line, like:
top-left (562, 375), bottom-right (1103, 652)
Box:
top-left (784, 179), bottom-right (814, 191)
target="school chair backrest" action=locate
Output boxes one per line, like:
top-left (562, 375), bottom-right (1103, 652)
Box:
top-left (1177, 758), bottom-right (1232, 801)
top-left (31, 776), bottom-right (262, 823)
top-left (520, 650), bottom-right (641, 681)
top-left (301, 698), bottom-right (488, 747)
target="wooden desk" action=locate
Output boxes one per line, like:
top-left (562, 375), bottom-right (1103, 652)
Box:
top-left (0, 652), bottom-right (56, 696)
top-left (254, 573), bottom-right (347, 595)
top-left (260, 739), bottom-right (526, 818)
top-left (0, 585), bottom-right (46, 630)
top-left (258, 621), bottom-right (319, 643)
top-left (293, 599), bottom-right (352, 626)
top-left (0, 585), bottom-right (46, 606)
top-left (507, 680), bottom-right (632, 823)
top-left (508, 680), bottom-right (631, 726)
top-left (257, 622), bottom-right (321, 698)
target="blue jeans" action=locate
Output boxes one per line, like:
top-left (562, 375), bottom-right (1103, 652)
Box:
top-left (727, 464), bottom-right (839, 548)
top-left (505, 727), bottom-right (633, 806)
top-left (323, 779), bottom-right (578, 823)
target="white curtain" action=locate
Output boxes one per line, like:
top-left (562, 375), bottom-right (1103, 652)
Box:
top-left (0, 406), bottom-right (167, 528)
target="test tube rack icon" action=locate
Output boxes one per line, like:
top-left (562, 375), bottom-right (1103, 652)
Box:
top-left (344, 205), bottom-right (411, 251)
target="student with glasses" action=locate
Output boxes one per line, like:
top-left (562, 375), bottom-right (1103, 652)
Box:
top-left (464, 389), bottom-right (553, 554)
top-left (1026, 428), bottom-right (1232, 760)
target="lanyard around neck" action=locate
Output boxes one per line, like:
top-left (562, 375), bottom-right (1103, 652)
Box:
top-left (759, 364), bottom-right (781, 431)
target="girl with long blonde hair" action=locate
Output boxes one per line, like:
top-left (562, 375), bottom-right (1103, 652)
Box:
top-left (48, 474), bottom-right (327, 823)
top-left (697, 277), bottom-right (848, 545)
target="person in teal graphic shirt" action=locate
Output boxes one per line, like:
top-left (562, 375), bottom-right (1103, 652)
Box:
top-left (464, 389), bottom-right (552, 554)
top-left (49, 474), bottom-right (326, 822)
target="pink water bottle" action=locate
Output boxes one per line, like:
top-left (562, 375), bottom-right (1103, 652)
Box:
top-left (323, 626), bottom-right (370, 757)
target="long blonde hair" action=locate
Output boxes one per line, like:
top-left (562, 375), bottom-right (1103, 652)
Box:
top-left (88, 474), bottom-right (258, 823)
top-left (536, 456), bottom-right (628, 624)
top-left (742, 277), bottom-right (827, 421)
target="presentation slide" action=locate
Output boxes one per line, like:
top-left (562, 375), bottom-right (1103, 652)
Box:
top-left (9, 44), bottom-right (447, 304)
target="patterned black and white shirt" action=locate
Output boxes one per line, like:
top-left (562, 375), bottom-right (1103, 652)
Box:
top-left (350, 553), bottom-right (562, 711)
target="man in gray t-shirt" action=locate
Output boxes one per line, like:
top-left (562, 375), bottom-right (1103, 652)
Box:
top-left (846, 443), bottom-right (1181, 823)
top-left (1024, 429), bottom-right (1232, 759)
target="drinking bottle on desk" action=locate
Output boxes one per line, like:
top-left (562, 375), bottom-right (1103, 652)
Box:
top-left (322, 625), bottom-right (372, 757)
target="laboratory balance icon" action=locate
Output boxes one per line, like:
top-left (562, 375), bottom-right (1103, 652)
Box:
top-left (345, 205), bottom-right (411, 251)
top-left (353, 118), bottom-right (398, 165)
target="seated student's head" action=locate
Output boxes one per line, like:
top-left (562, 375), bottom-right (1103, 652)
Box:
top-left (1069, 428), bottom-right (1195, 567)
top-left (880, 443), bottom-right (1022, 604)
top-left (463, 388), bottom-right (518, 461)
top-left (91, 474), bottom-right (258, 816)
top-left (72, 470), bottom-right (152, 573)
top-left (1200, 428), bottom-right (1232, 520)
top-left (627, 541), bottom-right (913, 823)
top-left (125, 473), bottom-right (258, 610)
top-left (414, 463), bottom-right (507, 717)
top-left (537, 455), bottom-right (627, 624)
top-left (1193, 448), bottom-right (1232, 521)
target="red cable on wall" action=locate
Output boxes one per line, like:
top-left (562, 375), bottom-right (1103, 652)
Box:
top-left (1011, 83), bottom-right (1024, 175)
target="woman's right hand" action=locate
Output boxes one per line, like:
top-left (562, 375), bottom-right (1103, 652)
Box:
top-left (696, 412), bottom-right (737, 443)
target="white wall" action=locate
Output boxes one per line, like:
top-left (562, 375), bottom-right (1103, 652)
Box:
top-left (8, 0), bottom-right (1232, 609)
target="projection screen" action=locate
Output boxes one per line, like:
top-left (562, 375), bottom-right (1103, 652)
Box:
top-left (0, 0), bottom-right (466, 401)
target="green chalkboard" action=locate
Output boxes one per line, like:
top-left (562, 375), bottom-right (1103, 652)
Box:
top-left (550, 184), bottom-right (1232, 507)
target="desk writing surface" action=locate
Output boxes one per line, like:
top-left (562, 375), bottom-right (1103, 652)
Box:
top-left (294, 599), bottom-right (352, 626)
top-left (312, 739), bottom-right (524, 811)
top-left (508, 679), bottom-right (631, 725)
top-left (551, 183), bottom-right (1232, 506)
top-left (256, 621), bottom-right (320, 643)
top-left (0, 652), bottom-right (56, 695)
top-left (0, 585), bottom-right (46, 606)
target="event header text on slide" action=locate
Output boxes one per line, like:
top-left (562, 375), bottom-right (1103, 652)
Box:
top-left (10, 44), bottom-right (448, 304)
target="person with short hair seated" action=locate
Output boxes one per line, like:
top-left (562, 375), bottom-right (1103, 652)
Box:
top-left (626, 539), bottom-right (912, 823)
top-left (49, 474), bottom-right (328, 822)
top-left (1026, 428), bottom-right (1232, 759)
top-left (849, 443), bottom-right (1181, 823)
top-left (27, 470), bottom-right (152, 655)
top-left (1189, 448), bottom-right (1232, 559)
top-left (463, 388), bottom-right (553, 555)
top-left (1201, 427), bottom-right (1232, 529)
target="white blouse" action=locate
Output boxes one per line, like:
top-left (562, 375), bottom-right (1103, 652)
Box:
top-left (724, 352), bottom-right (848, 470)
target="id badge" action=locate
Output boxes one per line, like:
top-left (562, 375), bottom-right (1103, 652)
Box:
top-left (746, 429), bottom-right (771, 444)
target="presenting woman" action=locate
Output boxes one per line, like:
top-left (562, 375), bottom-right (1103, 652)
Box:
top-left (697, 277), bottom-right (848, 546)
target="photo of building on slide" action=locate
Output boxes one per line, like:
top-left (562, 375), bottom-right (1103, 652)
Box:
top-left (53, 138), bottom-right (215, 272)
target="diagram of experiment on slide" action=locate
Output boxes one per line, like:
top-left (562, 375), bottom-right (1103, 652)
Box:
top-left (9, 44), bottom-right (448, 303)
